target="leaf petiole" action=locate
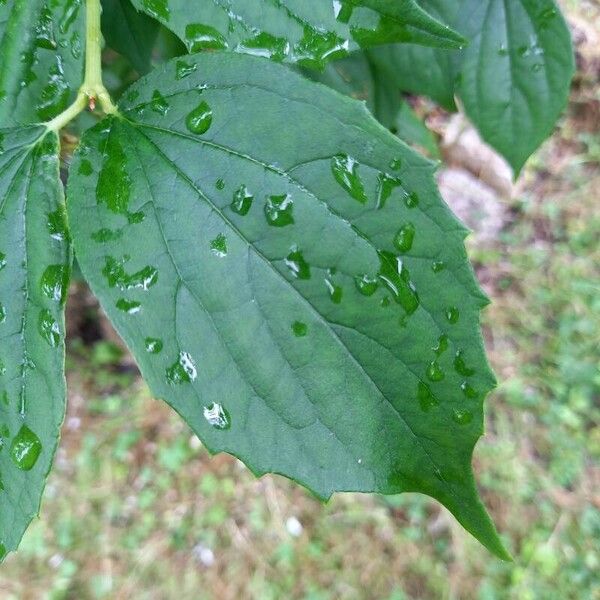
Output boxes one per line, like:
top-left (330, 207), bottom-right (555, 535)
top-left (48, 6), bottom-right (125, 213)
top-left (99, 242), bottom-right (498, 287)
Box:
top-left (46, 0), bottom-right (118, 132)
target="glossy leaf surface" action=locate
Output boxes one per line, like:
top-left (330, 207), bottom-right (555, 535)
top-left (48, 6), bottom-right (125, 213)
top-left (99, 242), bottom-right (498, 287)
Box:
top-left (68, 52), bottom-right (509, 558)
top-left (0, 0), bottom-right (86, 125)
top-left (0, 128), bottom-right (70, 560)
top-left (101, 0), bottom-right (160, 74)
top-left (367, 0), bottom-right (574, 172)
top-left (130, 0), bottom-right (466, 70)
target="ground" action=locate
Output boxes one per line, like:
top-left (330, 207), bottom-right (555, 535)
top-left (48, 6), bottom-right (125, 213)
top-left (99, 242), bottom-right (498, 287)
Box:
top-left (0, 2), bottom-right (598, 598)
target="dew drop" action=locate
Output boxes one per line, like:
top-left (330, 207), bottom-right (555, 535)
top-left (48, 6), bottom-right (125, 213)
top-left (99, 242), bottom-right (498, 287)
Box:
top-left (285, 246), bottom-right (311, 280)
top-left (38, 309), bottom-right (61, 347)
top-left (237, 32), bottom-right (289, 61)
top-left (324, 278), bottom-right (343, 304)
top-left (404, 191), bottom-right (419, 208)
top-left (331, 154), bottom-right (368, 204)
top-left (116, 298), bottom-right (141, 314)
top-left (433, 334), bottom-right (448, 357)
top-left (91, 228), bottom-right (122, 243)
top-left (0, 543), bottom-right (6, 562)
top-left (461, 381), bottom-right (479, 399)
top-left (186, 101), bottom-right (213, 134)
top-left (454, 350), bottom-right (475, 376)
top-left (97, 135), bottom-right (131, 215)
top-left (145, 338), bottom-right (163, 354)
top-left (142, 0), bottom-right (170, 21)
top-left (354, 274), bottom-right (378, 296)
top-left (215, 178), bottom-right (225, 190)
top-left (103, 257), bottom-right (158, 291)
top-left (264, 194), bottom-right (294, 227)
top-left (0, 303), bottom-right (5, 324)
top-left (185, 23), bottom-right (228, 52)
top-left (231, 185), bottom-right (253, 216)
top-left (393, 223), bottom-right (415, 253)
top-left (293, 26), bottom-right (349, 69)
top-left (40, 264), bottom-right (69, 304)
top-left (453, 409), bottom-right (473, 425)
top-left (426, 361), bottom-right (445, 382)
top-left (78, 158), bottom-right (93, 176)
top-left (203, 402), bottom-right (231, 430)
top-left (210, 233), bottom-right (228, 257)
top-left (376, 172), bottom-right (403, 209)
top-left (389, 157), bottom-right (402, 171)
top-left (432, 260), bottom-right (446, 273)
top-left (446, 307), bottom-right (460, 324)
top-left (166, 351), bottom-right (197, 384)
top-left (377, 251), bottom-right (419, 315)
top-left (292, 321), bottom-right (308, 337)
top-left (0, 252), bottom-right (5, 271)
top-left (175, 60), bottom-right (197, 80)
top-left (10, 425), bottom-right (42, 471)
top-left (150, 90), bottom-right (169, 115)
top-left (417, 381), bottom-right (439, 412)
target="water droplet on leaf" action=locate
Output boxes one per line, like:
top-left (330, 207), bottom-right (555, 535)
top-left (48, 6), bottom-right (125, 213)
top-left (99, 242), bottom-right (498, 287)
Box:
top-left (10, 425), bottom-right (42, 470)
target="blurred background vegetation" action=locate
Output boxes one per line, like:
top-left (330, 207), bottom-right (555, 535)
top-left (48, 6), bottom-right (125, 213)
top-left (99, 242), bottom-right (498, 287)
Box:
top-left (0, 1), bottom-right (598, 598)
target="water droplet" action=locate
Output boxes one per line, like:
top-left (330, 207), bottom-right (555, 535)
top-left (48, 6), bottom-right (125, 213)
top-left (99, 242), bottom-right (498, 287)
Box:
top-left (446, 307), bottom-right (460, 324)
top-left (433, 334), bottom-right (448, 356)
top-left (35, 7), bottom-right (57, 49)
top-left (78, 159), bottom-right (93, 176)
top-left (186, 101), bottom-right (212, 134)
top-left (377, 251), bottom-right (419, 315)
top-left (0, 543), bottom-right (6, 562)
top-left (203, 402), bottom-right (231, 430)
top-left (41, 264), bottom-right (69, 304)
top-left (293, 26), bottom-right (349, 69)
top-left (59, 0), bottom-right (81, 34)
top-left (426, 361), bottom-right (445, 382)
top-left (264, 194), bottom-right (294, 227)
top-left (354, 274), bottom-right (378, 296)
top-left (215, 178), bottom-right (225, 190)
top-left (10, 425), bottom-right (42, 470)
top-left (417, 381), bottom-right (439, 411)
top-left (453, 409), bottom-right (473, 425)
top-left (103, 257), bottom-right (158, 291)
top-left (116, 298), bottom-right (141, 314)
top-left (166, 351), bottom-right (197, 384)
top-left (376, 173), bottom-right (403, 209)
top-left (237, 32), bottom-right (289, 61)
top-left (47, 208), bottom-right (68, 241)
top-left (210, 233), bottom-right (228, 257)
top-left (36, 55), bottom-right (70, 120)
top-left (389, 158), bottom-right (402, 171)
top-left (285, 246), bottom-right (311, 280)
top-left (404, 191), bottom-right (419, 208)
top-left (531, 63), bottom-right (543, 73)
top-left (176, 60), bottom-right (197, 80)
top-left (393, 223), bottom-right (415, 253)
top-left (292, 321), bottom-right (308, 337)
top-left (142, 0), bottom-right (170, 21)
top-left (91, 228), bottom-right (122, 243)
top-left (145, 338), bottom-right (163, 354)
top-left (150, 90), bottom-right (169, 115)
top-left (184, 23), bottom-right (228, 52)
top-left (127, 211), bottom-right (145, 224)
top-left (324, 278), bottom-right (343, 303)
top-left (333, 0), bottom-right (353, 22)
top-left (461, 381), bottom-right (478, 399)
top-left (498, 45), bottom-right (509, 56)
top-left (38, 309), bottom-right (61, 347)
top-left (0, 252), bottom-right (6, 271)
top-left (331, 154), bottom-right (368, 204)
top-left (97, 133), bottom-right (131, 215)
top-left (231, 185), bottom-right (253, 215)
top-left (454, 350), bottom-right (475, 376)
top-left (0, 303), bottom-right (5, 324)
top-left (432, 260), bottom-right (446, 273)
top-left (0, 362), bottom-right (6, 377)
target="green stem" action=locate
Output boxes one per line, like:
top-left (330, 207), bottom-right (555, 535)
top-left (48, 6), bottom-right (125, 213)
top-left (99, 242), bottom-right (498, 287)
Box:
top-left (47, 0), bottom-right (117, 132)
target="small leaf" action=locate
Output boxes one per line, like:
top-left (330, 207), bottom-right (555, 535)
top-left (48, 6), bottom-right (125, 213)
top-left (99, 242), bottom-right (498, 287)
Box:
top-left (367, 0), bottom-right (575, 172)
top-left (101, 0), bottom-right (160, 74)
top-left (0, 0), bottom-right (86, 124)
top-left (68, 52), bottom-right (509, 558)
top-left (0, 127), bottom-right (70, 559)
top-left (130, 0), bottom-right (467, 71)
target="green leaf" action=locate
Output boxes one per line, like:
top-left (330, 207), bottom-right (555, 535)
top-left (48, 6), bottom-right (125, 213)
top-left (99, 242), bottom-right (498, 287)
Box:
top-left (0, 0), bottom-right (86, 125)
top-left (0, 127), bottom-right (71, 560)
top-left (67, 52), bottom-right (510, 559)
top-left (101, 0), bottom-right (160, 74)
top-left (367, 0), bottom-right (575, 173)
top-left (129, 0), bottom-right (467, 70)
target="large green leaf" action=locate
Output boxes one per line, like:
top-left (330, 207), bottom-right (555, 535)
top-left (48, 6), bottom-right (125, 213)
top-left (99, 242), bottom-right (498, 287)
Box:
top-left (129, 0), bottom-right (467, 70)
top-left (0, 127), bottom-right (71, 560)
top-left (68, 52), bottom-right (509, 558)
top-left (367, 0), bottom-right (574, 173)
top-left (0, 0), bottom-right (86, 125)
top-left (101, 0), bottom-right (160, 74)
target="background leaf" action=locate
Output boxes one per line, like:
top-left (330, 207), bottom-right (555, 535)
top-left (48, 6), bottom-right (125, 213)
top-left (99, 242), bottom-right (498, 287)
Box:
top-left (101, 0), bottom-right (160, 74)
top-left (0, 127), bottom-right (71, 560)
top-left (68, 52), bottom-right (509, 558)
top-left (366, 0), bottom-right (575, 172)
top-left (0, 0), bottom-right (85, 125)
top-left (129, 0), bottom-right (466, 70)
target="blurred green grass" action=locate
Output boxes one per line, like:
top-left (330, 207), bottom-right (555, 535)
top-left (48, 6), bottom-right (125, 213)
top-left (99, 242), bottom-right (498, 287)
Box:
top-left (1, 3), bottom-right (599, 598)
